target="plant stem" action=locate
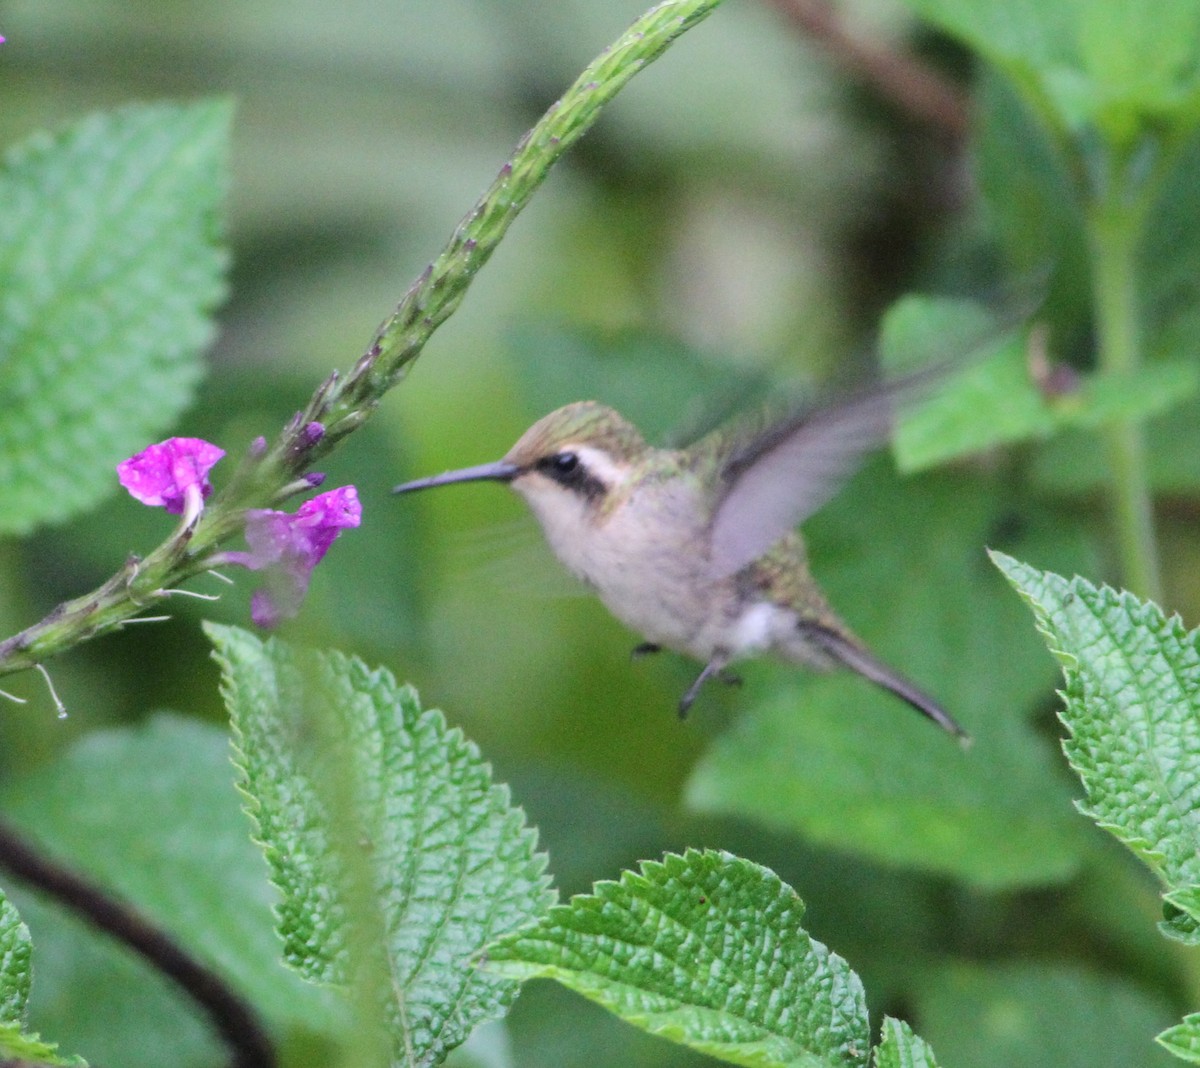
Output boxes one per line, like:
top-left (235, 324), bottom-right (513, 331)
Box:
top-left (1088, 191), bottom-right (1161, 603)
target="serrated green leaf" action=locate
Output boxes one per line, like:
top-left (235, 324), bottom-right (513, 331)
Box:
top-left (993, 553), bottom-right (1200, 889)
top-left (1159, 1013), bottom-right (1200, 1063)
top-left (0, 891), bottom-right (30, 1025)
top-left (873, 1018), bottom-right (939, 1068)
top-left (487, 849), bottom-right (869, 1068)
top-left (207, 624), bottom-right (554, 1067)
top-left (1162, 885), bottom-right (1200, 945)
top-left (687, 466), bottom-right (1091, 889)
top-left (0, 101), bottom-right (229, 533)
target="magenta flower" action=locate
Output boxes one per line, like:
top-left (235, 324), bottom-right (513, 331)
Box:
top-left (233, 486), bottom-right (362, 628)
top-left (118, 437), bottom-right (225, 520)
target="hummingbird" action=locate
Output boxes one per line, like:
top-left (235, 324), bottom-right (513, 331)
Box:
top-left (394, 370), bottom-right (968, 740)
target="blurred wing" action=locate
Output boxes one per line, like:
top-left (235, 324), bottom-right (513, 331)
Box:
top-left (707, 368), bottom-right (939, 578)
top-left (445, 517), bottom-right (592, 602)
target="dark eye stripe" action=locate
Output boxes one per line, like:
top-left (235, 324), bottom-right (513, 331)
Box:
top-left (535, 451), bottom-right (606, 502)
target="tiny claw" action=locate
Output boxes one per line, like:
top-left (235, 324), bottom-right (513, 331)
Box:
top-left (677, 651), bottom-right (731, 720)
top-left (631, 642), bottom-right (662, 660)
top-left (717, 670), bottom-right (743, 688)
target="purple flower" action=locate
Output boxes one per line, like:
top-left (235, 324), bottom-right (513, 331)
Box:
top-left (235, 486), bottom-right (361, 628)
top-left (118, 437), bottom-right (225, 519)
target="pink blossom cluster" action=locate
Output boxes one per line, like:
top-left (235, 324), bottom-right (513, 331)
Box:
top-left (118, 436), bottom-right (360, 627)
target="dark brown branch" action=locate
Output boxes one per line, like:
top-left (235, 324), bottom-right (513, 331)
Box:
top-left (763, 0), bottom-right (971, 140)
top-left (0, 819), bottom-right (275, 1068)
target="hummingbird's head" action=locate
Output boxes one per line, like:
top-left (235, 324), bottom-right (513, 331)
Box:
top-left (392, 401), bottom-right (646, 517)
top-left (393, 403), bottom-right (648, 571)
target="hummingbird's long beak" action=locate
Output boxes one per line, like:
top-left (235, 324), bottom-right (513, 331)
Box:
top-left (392, 461), bottom-right (521, 495)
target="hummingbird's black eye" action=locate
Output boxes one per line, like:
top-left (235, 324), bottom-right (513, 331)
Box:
top-left (535, 450), bottom-right (604, 500)
top-left (550, 451), bottom-right (579, 474)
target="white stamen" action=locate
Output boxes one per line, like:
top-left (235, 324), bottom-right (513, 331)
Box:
top-left (160, 588), bottom-right (222, 601)
top-left (35, 664), bottom-right (67, 719)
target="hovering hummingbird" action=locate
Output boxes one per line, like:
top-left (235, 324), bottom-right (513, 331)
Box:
top-left (394, 369), bottom-right (968, 740)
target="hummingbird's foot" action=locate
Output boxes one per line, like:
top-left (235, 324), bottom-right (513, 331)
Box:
top-left (717, 670), bottom-right (743, 688)
top-left (678, 651), bottom-right (732, 719)
top-left (631, 642), bottom-right (662, 660)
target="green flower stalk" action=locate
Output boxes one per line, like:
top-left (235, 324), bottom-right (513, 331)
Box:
top-left (0, 0), bottom-right (726, 679)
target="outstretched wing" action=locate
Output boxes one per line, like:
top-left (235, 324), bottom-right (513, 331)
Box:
top-left (706, 364), bottom-right (944, 578)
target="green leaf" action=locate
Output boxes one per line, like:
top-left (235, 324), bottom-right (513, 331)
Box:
top-left (0, 1023), bottom-right (85, 1066)
top-left (915, 961), bottom-right (1176, 1068)
top-left (487, 849), bottom-right (869, 1068)
top-left (974, 71), bottom-right (1092, 324)
top-left (1159, 1013), bottom-right (1200, 1063)
top-left (0, 891), bottom-right (31, 1025)
top-left (873, 1018), bottom-right (939, 1068)
top-left (0, 715), bottom-right (335, 1067)
top-left (687, 465), bottom-right (1092, 889)
top-left (207, 624), bottom-right (554, 1066)
top-left (993, 554), bottom-right (1200, 888)
top-left (1162, 885), bottom-right (1200, 945)
top-left (884, 296), bottom-right (1198, 473)
top-left (884, 296), bottom-right (1047, 471)
top-left (0, 891), bottom-right (83, 1066)
top-left (903, 0), bottom-right (1200, 142)
top-left (1033, 393), bottom-right (1200, 495)
top-left (0, 101), bottom-right (229, 533)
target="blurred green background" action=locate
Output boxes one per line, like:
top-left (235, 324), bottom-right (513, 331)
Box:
top-left (0, 1), bottom-right (1196, 1066)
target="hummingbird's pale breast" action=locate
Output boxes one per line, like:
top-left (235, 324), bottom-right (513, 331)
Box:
top-left (511, 445), bottom-right (826, 666)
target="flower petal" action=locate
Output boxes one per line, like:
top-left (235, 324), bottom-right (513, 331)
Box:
top-left (118, 437), bottom-right (225, 514)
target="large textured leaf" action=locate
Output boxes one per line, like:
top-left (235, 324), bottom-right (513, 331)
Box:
top-left (873, 1018), bottom-right (939, 1068)
top-left (0, 101), bottom-right (229, 533)
top-left (487, 849), bottom-right (870, 1068)
top-left (994, 554), bottom-right (1200, 889)
top-left (207, 624), bottom-right (554, 1066)
top-left (687, 465), bottom-right (1092, 888)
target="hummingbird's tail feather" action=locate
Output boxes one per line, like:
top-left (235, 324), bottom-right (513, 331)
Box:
top-left (801, 625), bottom-right (970, 743)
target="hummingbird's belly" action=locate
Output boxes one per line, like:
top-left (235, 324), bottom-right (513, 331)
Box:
top-left (592, 560), bottom-right (794, 662)
top-left (593, 567), bottom-right (711, 652)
